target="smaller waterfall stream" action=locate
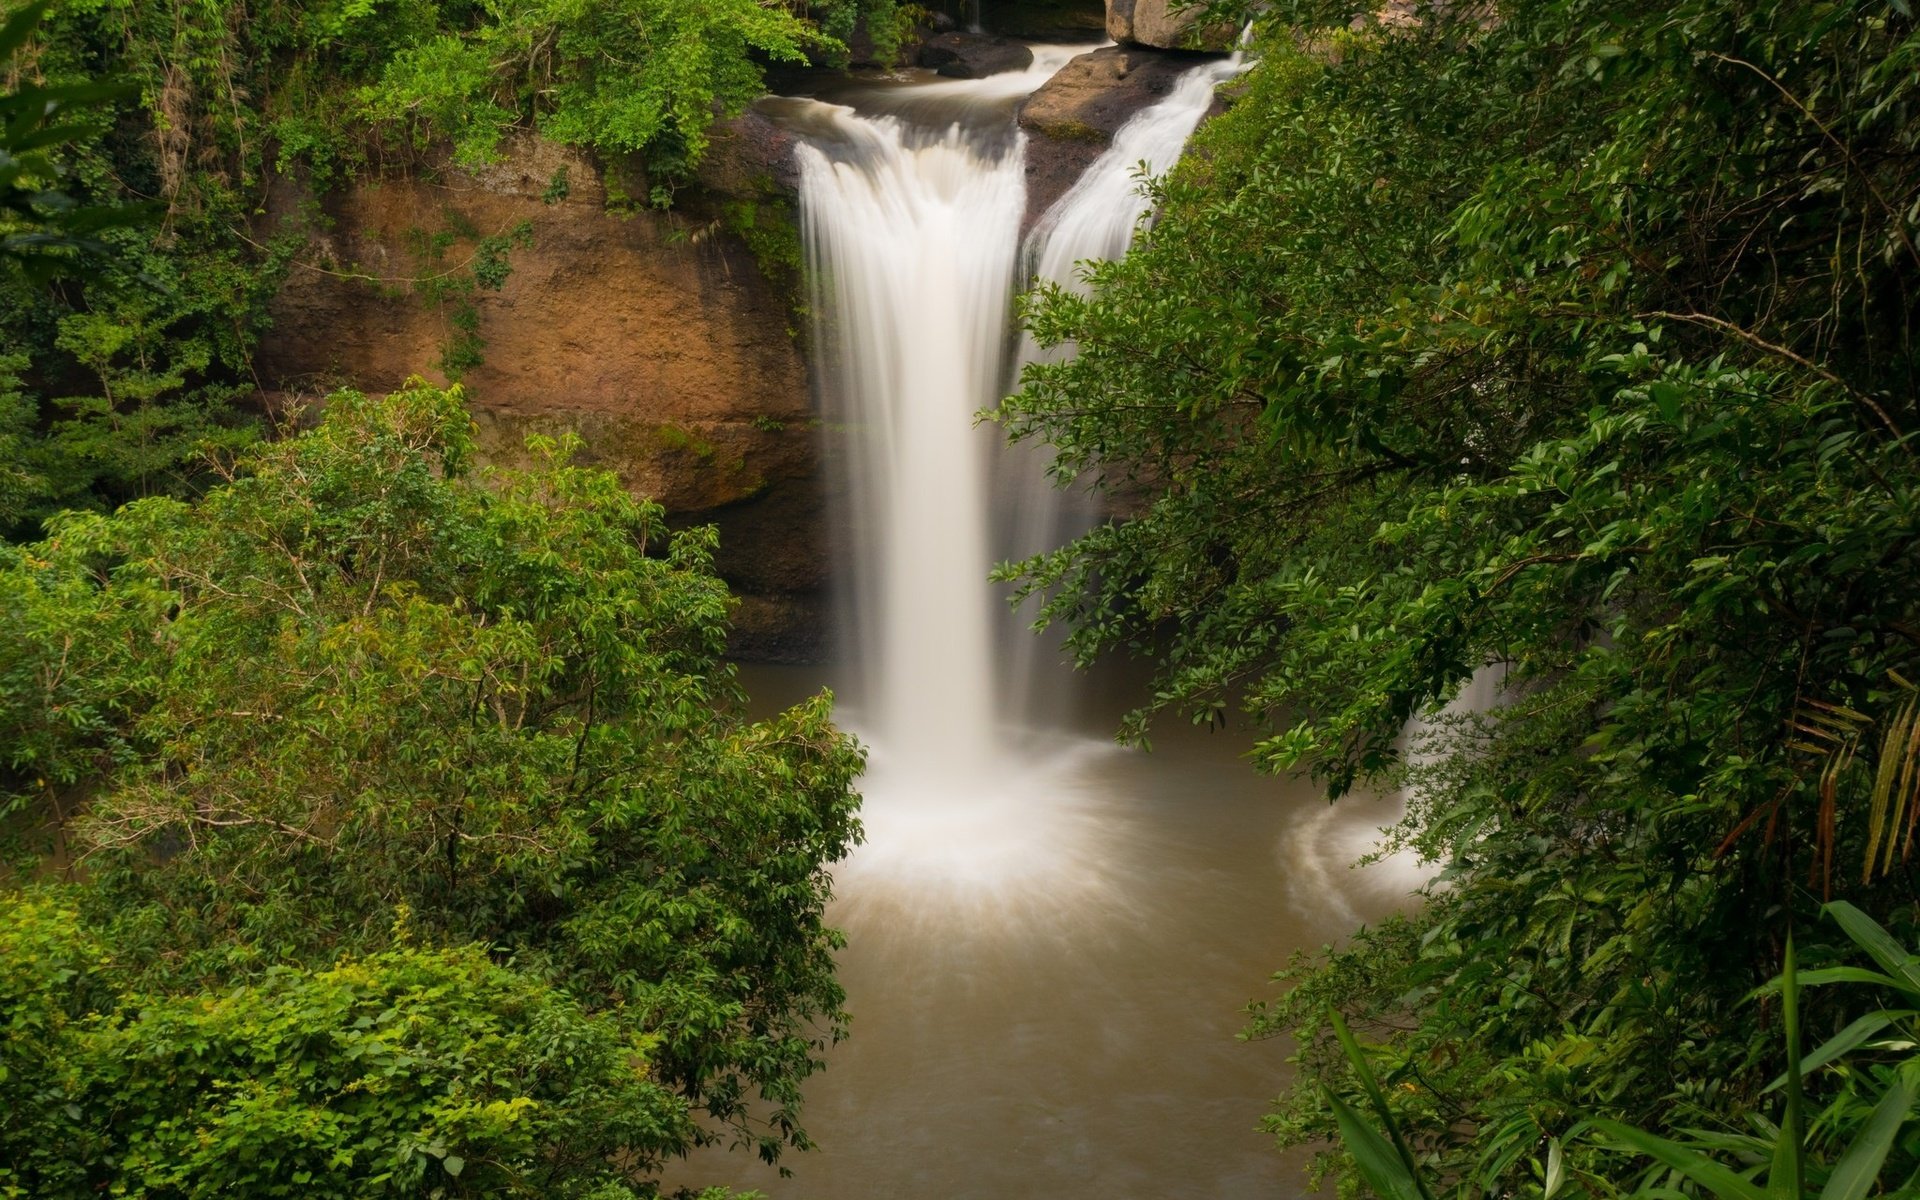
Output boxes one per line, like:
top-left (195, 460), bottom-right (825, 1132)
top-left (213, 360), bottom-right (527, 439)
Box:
top-left (1023, 55), bottom-right (1247, 309)
top-left (1002, 51), bottom-right (1251, 720)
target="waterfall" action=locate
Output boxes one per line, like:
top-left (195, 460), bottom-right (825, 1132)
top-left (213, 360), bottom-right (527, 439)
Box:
top-left (1001, 53), bottom-right (1252, 722)
top-left (789, 47), bottom-right (1242, 813)
top-left (688, 47), bottom-right (1441, 1200)
top-left (797, 113), bottom-right (1028, 783)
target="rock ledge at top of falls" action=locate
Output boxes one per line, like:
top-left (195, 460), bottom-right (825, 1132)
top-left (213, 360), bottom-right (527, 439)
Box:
top-left (1017, 44), bottom-right (1229, 225)
top-left (253, 131), bottom-right (827, 662)
top-left (1104, 0), bottom-right (1238, 50)
top-left (917, 31), bottom-right (1036, 78)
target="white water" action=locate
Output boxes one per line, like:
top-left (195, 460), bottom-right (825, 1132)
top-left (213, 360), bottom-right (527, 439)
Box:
top-left (798, 114), bottom-right (1026, 782)
top-left (796, 47), bottom-right (1247, 796)
top-left (1023, 54), bottom-right (1247, 315)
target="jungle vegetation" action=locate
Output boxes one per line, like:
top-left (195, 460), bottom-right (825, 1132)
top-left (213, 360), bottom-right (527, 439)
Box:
top-left (0, 1), bottom-right (906, 1187)
top-left (1, 383), bottom-right (865, 1196)
top-left (1001, 0), bottom-right (1920, 1194)
top-left (9, 0), bottom-right (1920, 1195)
top-left (0, 0), bottom-right (916, 538)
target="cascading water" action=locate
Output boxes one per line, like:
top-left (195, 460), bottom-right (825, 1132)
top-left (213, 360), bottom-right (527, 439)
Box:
top-left (797, 115), bottom-right (1025, 783)
top-left (1022, 55), bottom-right (1248, 316)
top-left (683, 41), bottom-right (1431, 1200)
top-left (1000, 50), bottom-right (1252, 721)
top-left (796, 47), bottom-right (1248, 789)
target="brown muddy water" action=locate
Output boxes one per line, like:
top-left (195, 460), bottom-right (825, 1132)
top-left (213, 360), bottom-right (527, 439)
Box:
top-left (675, 661), bottom-right (1423, 1200)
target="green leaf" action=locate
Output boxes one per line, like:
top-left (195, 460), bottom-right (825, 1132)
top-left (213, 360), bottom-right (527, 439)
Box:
top-left (1327, 1092), bottom-right (1425, 1200)
top-left (1764, 1012), bottom-right (1906, 1093)
top-left (1588, 1119), bottom-right (1767, 1200)
top-left (0, 0), bottom-right (49, 63)
top-left (1825, 902), bottom-right (1920, 999)
top-left (1790, 967), bottom-right (1905, 992)
top-left (1818, 1077), bottom-right (1915, 1200)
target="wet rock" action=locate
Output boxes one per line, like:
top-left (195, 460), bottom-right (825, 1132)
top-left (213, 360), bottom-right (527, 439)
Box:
top-left (727, 592), bottom-right (831, 663)
top-left (1105, 0), bottom-right (1238, 50)
top-left (1017, 44), bottom-right (1226, 225)
top-left (698, 107), bottom-right (802, 196)
top-left (918, 31), bottom-right (1036, 78)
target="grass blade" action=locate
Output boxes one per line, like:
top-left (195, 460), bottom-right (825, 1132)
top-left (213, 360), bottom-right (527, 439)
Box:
top-left (1771, 933), bottom-right (1805, 1200)
top-left (1330, 1010), bottom-right (1436, 1200)
top-left (1328, 1092), bottom-right (1427, 1200)
top-left (1588, 1119), bottom-right (1768, 1200)
top-left (1818, 1076), bottom-right (1915, 1200)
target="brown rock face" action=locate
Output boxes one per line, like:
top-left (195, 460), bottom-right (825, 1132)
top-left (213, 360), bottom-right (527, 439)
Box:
top-left (1017, 44), bottom-right (1225, 224)
top-left (256, 132), bottom-right (828, 661)
top-left (1105, 0), bottom-right (1237, 50)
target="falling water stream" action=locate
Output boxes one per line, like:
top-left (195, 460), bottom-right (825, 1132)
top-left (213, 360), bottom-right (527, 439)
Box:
top-left (689, 42), bottom-right (1427, 1200)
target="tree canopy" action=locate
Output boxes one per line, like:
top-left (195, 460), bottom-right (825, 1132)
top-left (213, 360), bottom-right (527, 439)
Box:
top-left (1, 381), bottom-right (864, 1196)
top-left (999, 0), bottom-right (1920, 1192)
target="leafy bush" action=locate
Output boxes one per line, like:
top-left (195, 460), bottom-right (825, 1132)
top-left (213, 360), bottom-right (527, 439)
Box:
top-left (1, 900), bottom-right (689, 1199)
top-left (998, 0), bottom-right (1920, 1192)
top-left (0, 381), bottom-right (864, 1192)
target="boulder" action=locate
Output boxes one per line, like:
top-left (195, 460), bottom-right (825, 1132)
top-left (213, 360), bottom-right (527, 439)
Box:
top-left (1017, 44), bottom-right (1225, 225)
top-left (918, 31), bottom-right (1036, 78)
top-left (1105, 0), bottom-right (1238, 50)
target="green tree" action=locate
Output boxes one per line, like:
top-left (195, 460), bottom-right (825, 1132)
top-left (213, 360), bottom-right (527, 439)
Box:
top-left (997, 0), bottom-right (1920, 1193)
top-left (0, 381), bottom-right (864, 1193)
top-left (2, 898), bottom-right (692, 1199)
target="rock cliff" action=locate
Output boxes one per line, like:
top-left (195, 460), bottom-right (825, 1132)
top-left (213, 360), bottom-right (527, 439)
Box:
top-left (256, 130), bottom-right (827, 661)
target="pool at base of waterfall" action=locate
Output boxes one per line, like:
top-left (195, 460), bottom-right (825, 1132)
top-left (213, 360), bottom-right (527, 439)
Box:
top-left (652, 660), bottom-right (1426, 1200)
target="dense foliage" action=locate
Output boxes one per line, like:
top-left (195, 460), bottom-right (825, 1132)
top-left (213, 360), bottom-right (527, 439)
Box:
top-left (0, 0), bottom-right (915, 537)
top-left (4, 899), bottom-right (693, 1199)
top-left (0, 382), bottom-right (864, 1195)
top-left (999, 0), bottom-right (1920, 1193)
